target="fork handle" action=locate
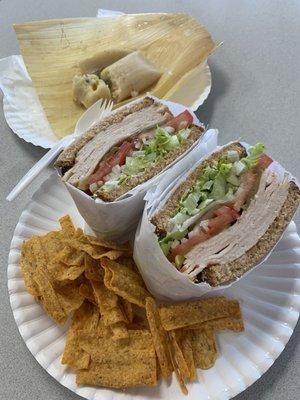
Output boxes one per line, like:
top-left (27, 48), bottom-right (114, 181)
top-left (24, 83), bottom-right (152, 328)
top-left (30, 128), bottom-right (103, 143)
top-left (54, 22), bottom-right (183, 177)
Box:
top-left (6, 136), bottom-right (73, 201)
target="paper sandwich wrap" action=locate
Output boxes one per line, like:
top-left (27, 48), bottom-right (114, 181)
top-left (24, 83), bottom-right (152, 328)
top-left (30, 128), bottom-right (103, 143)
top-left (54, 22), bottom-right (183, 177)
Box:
top-left (133, 142), bottom-right (300, 301)
top-left (57, 97), bottom-right (219, 241)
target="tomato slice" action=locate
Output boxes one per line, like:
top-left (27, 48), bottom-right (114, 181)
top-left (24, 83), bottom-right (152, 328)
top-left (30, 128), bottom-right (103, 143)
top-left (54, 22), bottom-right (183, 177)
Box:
top-left (168, 110), bottom-right (194, 131)
top-left (89, 141), bottom-right (134, 185)
top-left (171, 206), bottom-right (239, 257)
top-left (256, 154), bottom-right (273, 171)
top-left (171, 231), bottom-right (210, 257)
top-left (233, 170), bottom-right (258, 211)
top-left (207, 206), bottom-right (239, 235)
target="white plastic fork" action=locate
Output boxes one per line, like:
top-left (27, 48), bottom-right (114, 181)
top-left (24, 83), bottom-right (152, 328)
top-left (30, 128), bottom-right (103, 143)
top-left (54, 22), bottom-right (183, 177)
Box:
top-left (6, 98), bottom-right (113, 201)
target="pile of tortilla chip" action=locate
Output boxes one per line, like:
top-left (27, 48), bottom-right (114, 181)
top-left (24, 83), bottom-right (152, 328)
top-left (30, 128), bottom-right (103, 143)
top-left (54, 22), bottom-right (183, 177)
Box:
top-left (20, 215), bottom-right (244, 394)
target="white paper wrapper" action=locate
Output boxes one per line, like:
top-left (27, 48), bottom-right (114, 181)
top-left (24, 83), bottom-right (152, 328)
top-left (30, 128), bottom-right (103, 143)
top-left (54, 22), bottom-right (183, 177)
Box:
top-left (134, 142), bottom-right (300, 301)
top-left (58, 98), bottom-right (218, 242)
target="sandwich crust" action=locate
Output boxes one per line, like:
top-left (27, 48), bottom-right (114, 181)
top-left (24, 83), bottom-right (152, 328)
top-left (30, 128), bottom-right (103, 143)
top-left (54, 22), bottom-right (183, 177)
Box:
top-left (55, 96), bottom-right (156, 169)
top-left (151, 142), bottom-right (247, 235)
top-left (98, 124), bottom-right (204, 202)
top-left (201, 181), bottom-right (300, 286)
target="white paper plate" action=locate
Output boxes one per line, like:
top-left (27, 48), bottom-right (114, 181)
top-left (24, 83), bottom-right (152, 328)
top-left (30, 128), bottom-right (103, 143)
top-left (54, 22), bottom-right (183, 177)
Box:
top-left (8, 173), bottom-right (300, 400)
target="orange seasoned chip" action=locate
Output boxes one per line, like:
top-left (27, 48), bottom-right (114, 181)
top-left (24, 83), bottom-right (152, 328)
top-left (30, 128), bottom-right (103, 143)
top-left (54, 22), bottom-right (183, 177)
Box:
top-left (79, 280), bottom-right (96, 304)
top-left (20, 240), bottom-right (40, 296)
top-left (49, 261), bottom-right (85, 281)
top-left (169, 331), bottom-right (190, 381)
top-left (64, 229), bottom-right (129, 260)
top-left (131, 305), bottom-right (149, 330)
top-left (62, 302), bottom-right (100, 370)
top-left (40, 231), bottom-right (65, 257)
top-left (84, 254), bottom-right (103, 282)
top-left (98, 249), bottom-right (126, 260)
top-left (187, 316), bottom-right (244, 332)
top-left (76, 330), bottom-right (157, 388)
top-left (101, 258), bottom-right (150, 307)
top-left (54, 281), bottom-right (84, 315)
top-left (145, 297), bottom-right (173, 379)
top-left (59, 215), bottom-right (75, 236)
top-left (33, 267), bottom-right (66, 324)
top-left (167, 336), bottom-right (188, 395)
top-left (188, 328), bottom-right (218, 370)
top-left (72, 301), bottom-right (100, 331)
top-left (62, 328), bottom-right (90, 370)
top-left (111, 321), bottom-right (129, 341)
top-left (85, 234), bottom-right (130, 252)
top-left (116, 256), bottom-right (136, 270)
top-left (180, 334), bottom-right (197, 381)
top-left (57, 246), bottom-right (85, 266)
top-left (121, 299), bottom-right (134, 324)
top-left (90, 280), bottom-right (127, 327)
top-left (159, 297), bottom-right (241, 331)
top-left (31, 236), bottom-right (48, 271)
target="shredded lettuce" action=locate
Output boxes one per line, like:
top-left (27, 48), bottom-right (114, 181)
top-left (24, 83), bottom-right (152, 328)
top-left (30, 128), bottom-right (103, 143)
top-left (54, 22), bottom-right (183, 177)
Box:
top-left (158, 143), bottom-right (267, 257)
top-left (103, 126), bottom-right (191, 191)
top-left (242, 143), bottom-right (266, 169)
top-left (177, 128), bottom-right (191, 142)
top-left (210, 173), bottom-right (227, 200)
top-left (227, 150), bottom-right (239, 162)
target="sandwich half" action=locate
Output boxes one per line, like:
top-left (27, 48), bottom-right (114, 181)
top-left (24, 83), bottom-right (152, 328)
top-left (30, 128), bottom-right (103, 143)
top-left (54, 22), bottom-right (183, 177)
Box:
top-left (55, 96), bottom-right (204, 202)
top-left (151, 142), bottom-right (300, 286)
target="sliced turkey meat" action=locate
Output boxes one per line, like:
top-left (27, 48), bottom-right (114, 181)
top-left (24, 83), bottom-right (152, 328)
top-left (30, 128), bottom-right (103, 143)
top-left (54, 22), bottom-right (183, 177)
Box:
top-left (63, 103), bottom-right (171, 189)
top-left (182, 170), bottom-right (290, 277)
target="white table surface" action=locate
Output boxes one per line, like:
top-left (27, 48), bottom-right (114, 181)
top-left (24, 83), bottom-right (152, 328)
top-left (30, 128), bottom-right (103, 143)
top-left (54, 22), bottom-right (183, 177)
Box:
top-left (0, 0), bottom-right (299, 399)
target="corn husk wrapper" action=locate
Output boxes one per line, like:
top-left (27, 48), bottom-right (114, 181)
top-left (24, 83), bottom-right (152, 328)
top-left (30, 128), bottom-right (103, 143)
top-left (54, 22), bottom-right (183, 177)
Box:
top-left (58, 97), bottom-right (218, 242)
top-left (14, 13), bottom-right (218, 138)
top-left (133, 142), bottom-right (300, 301)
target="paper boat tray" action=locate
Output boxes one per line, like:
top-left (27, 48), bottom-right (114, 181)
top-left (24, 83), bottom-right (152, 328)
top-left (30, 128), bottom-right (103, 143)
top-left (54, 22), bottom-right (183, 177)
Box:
top-left (14, 13), bottom-right (218, 138)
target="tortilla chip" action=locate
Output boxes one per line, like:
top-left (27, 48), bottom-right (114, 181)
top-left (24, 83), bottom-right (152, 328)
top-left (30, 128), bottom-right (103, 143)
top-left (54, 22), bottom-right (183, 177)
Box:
top-left (169, 331), bottom-right (190, 380)
top-left (31, 236), bottom-right (49, 271)
top-left (98, 249), bottom-right (126, 260)
top-left (20, 240), bottom-right (40, 296)
top-left (59, 215), bottom-right (75, 236)
top-left (33, 266), bottom-right (66, 324)
top-left (168, 340), bottom-right (188, 395)
top-left (111, 321), bottom-right (129, 341)
top-left (131, 305), bottom-right (149, 329)
top-left (91, 280), bottom-right (127, 327)
top-left (57, 246), bottom-right (85, 266)
top-left (85, 234), bottom-right (130, 251)
top-left (180, 334), bottom-right (197, 381)
top-left (84, 254), bottom-right (103, 282)
top-left (145, 297), bottom-right (173, 379)
top-left (121, 299), bottom-right (134, 324)
top-left (54, 281), bottom-right (84, 314)
top-left (62, 327), bottom-right (90, 370)
top-left (101, 258), bottom-right (150, 307)
top-left (116, 256), bottom-right (137, 270)
top-left (188, 328), bottom-right (218, 369)
top-left (48, 260), bottom-right (85, 281)
top-left (76, 330), bottom-right (157, 388)
top-left (79, 280), bottom-right (96, 304)
top-left (187, 316), bottom-right (244, 332)
top-left (62, 302), bottom-right (100, 369)
top-left (159, 297), bottom-right (241, 330)
top-left (72, 301), bottom-right (100, 331)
